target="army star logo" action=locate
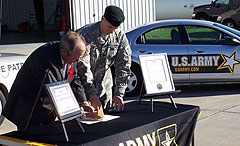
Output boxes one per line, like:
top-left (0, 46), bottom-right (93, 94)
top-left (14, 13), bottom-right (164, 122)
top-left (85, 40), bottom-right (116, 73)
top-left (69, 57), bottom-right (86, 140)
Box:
top-left (218, 49), bottom-right (240, 76)
top-left (161, 131), bottom-right (174, 146)
top-left (157, 124), bottom-right (178, 146)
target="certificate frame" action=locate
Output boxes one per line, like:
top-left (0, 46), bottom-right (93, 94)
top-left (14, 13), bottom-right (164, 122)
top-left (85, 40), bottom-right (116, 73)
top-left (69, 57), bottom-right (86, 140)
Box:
top-left (45, 80), bottom-right (83, 121)
top-left (139, 53), bottom-right (175, 95)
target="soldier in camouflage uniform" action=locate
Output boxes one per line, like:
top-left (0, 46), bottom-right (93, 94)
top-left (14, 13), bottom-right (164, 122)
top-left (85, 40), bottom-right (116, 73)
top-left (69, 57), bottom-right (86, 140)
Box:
top-left (76, 5), bottom-right (132, 111)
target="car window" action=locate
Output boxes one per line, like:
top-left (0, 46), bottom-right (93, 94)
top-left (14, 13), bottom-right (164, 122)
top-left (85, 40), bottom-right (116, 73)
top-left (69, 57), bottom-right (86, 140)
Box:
top-left (185, 25), bottom-right (230, 45)
top-left (215, 0), bottom-right (229, 4)
top-left (136, 26), bottom-right (181, 44)
top-left (214, 23), bottom-right (240, 36)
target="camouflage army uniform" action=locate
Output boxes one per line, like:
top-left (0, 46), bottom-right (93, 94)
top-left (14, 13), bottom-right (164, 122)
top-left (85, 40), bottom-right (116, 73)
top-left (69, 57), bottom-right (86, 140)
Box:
top-left (76, 22), bottom-right (132, 108)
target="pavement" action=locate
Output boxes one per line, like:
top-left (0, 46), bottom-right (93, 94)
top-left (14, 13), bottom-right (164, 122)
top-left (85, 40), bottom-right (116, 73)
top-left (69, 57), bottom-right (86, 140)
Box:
top-left (0, 31), bottom-right (59, 55)
top-left (0, 32), bottom-right (240, 145)
top-left (171, 84), bottom-right (240, 146)
top-left (1, 83), bottom-right (240, 145)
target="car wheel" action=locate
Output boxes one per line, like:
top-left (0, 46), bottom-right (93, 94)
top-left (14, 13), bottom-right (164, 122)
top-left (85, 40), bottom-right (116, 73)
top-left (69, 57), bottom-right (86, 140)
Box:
top-left (0, 90), bottom-right (6, 126)
top-left (196, 14), bottom-right (208, 20)
top-left (125, 65), bottom-right (143, 97)
top-left (223, 20), bottom-right (236, 29)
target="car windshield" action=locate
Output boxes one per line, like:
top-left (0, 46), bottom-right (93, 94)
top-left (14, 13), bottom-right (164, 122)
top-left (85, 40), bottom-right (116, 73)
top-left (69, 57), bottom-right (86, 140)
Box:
top-left (214, 23), bottom-right (240, 36)
top-left (216, 0), bottom-right (229, 4)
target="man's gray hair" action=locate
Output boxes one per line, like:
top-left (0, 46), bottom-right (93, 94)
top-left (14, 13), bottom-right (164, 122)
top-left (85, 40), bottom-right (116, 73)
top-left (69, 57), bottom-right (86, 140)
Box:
top-left (60, 31), bottom-right (86, 56)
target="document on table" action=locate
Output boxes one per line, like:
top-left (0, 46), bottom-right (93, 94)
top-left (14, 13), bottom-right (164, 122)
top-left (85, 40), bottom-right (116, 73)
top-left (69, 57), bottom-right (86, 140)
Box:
top-left (80, 115), bottom-right (120, 124)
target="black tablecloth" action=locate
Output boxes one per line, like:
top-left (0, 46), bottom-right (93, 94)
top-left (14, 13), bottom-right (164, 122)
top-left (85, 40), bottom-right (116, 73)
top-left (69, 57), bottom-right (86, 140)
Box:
top-left (1, 101), bottom-right (200, 146)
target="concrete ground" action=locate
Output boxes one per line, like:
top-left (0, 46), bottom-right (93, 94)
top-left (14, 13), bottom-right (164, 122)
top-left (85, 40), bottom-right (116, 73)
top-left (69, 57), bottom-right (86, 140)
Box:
top-left (172, 84), bottom-right (240, 146)
top-left (0, 31), bottom-right (60, 45)
top-left (0, 32), bottom-right (240, 145)
top-left (127, 83), bottom-right (240, 145)
top-left (0, 31), bottom-right (59, 55)
top-left (1, 83), bottom-right (240, 145)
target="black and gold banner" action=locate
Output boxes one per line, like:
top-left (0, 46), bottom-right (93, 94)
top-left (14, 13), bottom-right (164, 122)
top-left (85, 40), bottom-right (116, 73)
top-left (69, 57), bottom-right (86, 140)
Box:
top-left (1, 101), bottom-right (200, 146)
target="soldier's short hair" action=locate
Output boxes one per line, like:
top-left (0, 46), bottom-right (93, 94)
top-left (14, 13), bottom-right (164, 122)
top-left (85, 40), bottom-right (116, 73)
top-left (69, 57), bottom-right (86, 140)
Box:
top-left (60, 31), bottom-right (86, 56)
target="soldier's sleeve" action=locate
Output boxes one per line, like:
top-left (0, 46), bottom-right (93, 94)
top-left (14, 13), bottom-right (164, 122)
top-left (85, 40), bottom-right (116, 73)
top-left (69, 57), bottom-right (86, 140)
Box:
top-left (114, 33), bottom-right (132, 97)
top-left (75, 25), bottom-right (90, 40)
top-left (75, 26), bottom-right (85, 35)
top-left (77, 50), bottom-right (98, 99)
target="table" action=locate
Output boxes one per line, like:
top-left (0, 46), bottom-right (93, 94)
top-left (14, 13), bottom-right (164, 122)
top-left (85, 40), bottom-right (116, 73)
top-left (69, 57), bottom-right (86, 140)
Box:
top-left (0, 101), bottom-right (200, 146)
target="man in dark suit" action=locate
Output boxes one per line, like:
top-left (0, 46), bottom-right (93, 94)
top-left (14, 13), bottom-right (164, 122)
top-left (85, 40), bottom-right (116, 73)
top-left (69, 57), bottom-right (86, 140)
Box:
top-left (2, 31), bottom-right (101, 130)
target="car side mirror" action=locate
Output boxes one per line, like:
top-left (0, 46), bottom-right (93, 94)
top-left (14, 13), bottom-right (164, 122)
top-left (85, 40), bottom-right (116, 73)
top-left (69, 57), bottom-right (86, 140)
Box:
top-left (231, 38), bottom-right (240, 45)
top-left (225, 36), bottom-right (240, 45)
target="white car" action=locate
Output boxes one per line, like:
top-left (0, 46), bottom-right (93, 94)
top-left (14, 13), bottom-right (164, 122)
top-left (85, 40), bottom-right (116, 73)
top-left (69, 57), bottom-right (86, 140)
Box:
top-left (0, 52), bottom-right (27, 125)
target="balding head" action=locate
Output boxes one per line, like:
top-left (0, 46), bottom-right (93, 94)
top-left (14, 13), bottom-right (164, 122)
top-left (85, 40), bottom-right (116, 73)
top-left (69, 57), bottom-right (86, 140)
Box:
top-left (60, 31), bottom-right (86, 56)
top-left (60, 31), bottom-right (87, 64)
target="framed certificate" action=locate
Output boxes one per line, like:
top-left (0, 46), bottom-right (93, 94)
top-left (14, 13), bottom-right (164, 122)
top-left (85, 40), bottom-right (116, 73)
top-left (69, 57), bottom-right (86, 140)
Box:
top-left (45, 80), bottom-right (83, 121)
top-left (139, 53), bottom-right (175, 95)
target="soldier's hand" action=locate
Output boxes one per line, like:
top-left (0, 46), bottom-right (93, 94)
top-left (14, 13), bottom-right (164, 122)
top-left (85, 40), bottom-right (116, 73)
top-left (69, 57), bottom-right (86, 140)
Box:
top-left (112, 95), bottom-right (124, 111)
top-left (90, 94), bottom-right (102, 111)
top-left (81, 101), bottom-right (95, 113)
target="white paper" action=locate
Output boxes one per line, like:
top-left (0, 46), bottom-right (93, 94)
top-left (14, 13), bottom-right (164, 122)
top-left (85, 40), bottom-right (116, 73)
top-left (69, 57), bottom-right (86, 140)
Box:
top-left (139, 53), bottom-right (175, 94)
top-left (145, 59), bottom-right (167, 83)
top-left (49, 83), bottom-right (80, 116)
top-left (80, 115), bottom-right (120, 125)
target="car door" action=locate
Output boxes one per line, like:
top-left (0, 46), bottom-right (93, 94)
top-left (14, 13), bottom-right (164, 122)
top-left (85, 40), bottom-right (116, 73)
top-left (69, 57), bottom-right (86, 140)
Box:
top-left (185, 25), bottom-right (240, 82)
top-left (132, 25), bottom-right (190, 82)
top-left (0, 54), bottom-right (27, 90)
top-left (231, 8), bottom-right (240, 26)
top-left (211, 0), bottom-right (230, 17)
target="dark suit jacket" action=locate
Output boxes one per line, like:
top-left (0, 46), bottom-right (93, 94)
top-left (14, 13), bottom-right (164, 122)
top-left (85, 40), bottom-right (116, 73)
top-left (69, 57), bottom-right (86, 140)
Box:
top-left (2, 42), bottom-right (87, 129)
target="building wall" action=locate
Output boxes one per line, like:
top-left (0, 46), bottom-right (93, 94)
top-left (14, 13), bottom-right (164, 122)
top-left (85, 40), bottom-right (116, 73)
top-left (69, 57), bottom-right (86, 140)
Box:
top-left (2, 0), bottom-right (35, 31)
top-left (69, 0), bottom-right (156, 31)
top-left (2, 0), bottom-right (58, 31)
top-left (1, 0), bottom-right (214, 32)
top-left (156, 0), bottom-right (212, 20)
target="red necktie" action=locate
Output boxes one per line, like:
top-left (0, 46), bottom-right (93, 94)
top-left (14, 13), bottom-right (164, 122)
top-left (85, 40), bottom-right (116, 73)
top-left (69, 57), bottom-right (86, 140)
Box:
top-left (68, 65), bottom-right (73, 82)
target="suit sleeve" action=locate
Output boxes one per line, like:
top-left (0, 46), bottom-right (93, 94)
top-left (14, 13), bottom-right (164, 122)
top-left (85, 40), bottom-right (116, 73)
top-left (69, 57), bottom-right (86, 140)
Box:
top-left (70, 63), bottom-right (88, 103)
